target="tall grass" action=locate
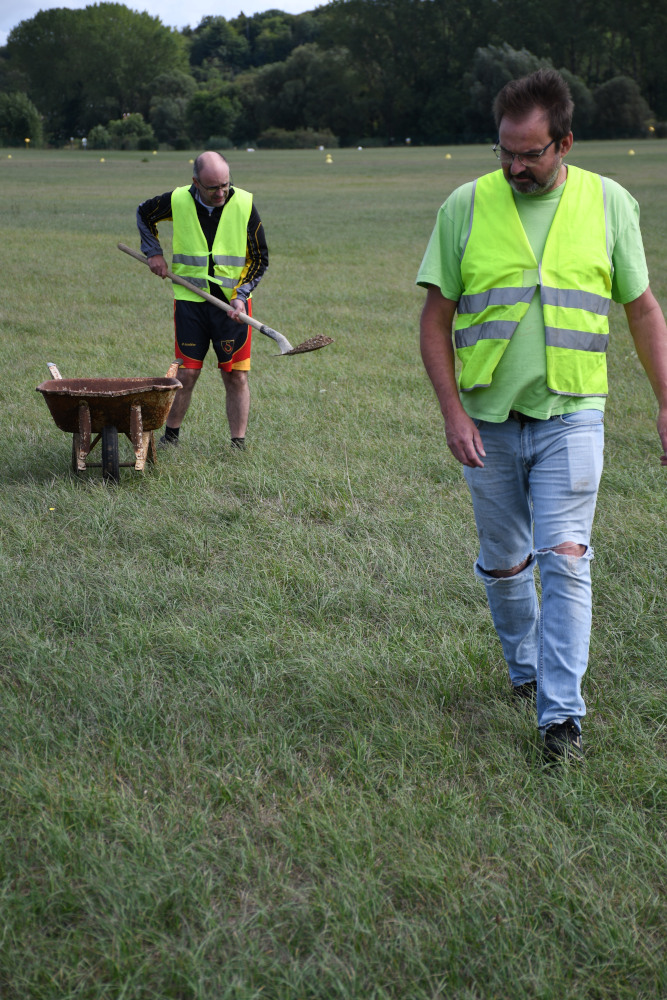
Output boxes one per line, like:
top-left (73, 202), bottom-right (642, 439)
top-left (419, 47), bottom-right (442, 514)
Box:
top-left (0, 143), bottom-right (666, 999)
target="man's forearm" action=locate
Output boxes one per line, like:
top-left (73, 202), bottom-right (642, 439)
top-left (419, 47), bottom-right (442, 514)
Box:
top-left (624, 286), bottom-right (667, 461)
top-left (136, 191), bottom-right (173, 258)
top-left (625, 288), bottom-right (667, 407)
top-left (419, 289), bottom-right (463, 417)
top-left (420, 285), bottom-right (486, 467)
top-left (421, 324), bottom-right (460, 416)
top-left (136, 208), bottom-right (164, 258)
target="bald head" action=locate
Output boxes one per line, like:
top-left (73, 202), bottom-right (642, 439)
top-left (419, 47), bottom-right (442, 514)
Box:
top-left (193, 151), bottom-right (228, 180)
top-left (192, 151), bottom-right (231, 208)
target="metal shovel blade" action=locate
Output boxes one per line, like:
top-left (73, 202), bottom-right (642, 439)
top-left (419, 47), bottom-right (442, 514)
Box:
top-left (280, 335), bottom-right (334, 356)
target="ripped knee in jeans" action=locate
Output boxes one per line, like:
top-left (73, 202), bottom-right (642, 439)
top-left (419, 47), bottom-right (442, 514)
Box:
top-left (538, 542), bottom-right (587, 558)
top-left (485, 554), bottom-right (534, 579)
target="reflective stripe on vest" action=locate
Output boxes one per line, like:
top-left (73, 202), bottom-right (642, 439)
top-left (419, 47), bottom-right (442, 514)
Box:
top-left (455, 166), bottom-right (612, 396)
top-left (171, 186), bottom-right (253, 300)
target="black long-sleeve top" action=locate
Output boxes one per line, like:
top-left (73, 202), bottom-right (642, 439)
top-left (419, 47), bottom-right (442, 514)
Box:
top-left (136, 184), bottom-right (269, 304)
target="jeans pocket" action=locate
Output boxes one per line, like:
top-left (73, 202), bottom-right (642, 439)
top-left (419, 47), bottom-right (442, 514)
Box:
top-left (557, 409), bottom-right (604, 426)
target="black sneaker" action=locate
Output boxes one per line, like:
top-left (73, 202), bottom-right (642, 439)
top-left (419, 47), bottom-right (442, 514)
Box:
top-left (230, 437), bottom-right (246, 450)
top-left (512, 680), bottom-right (537, 704)
top-left (543, 718), bottom-right (584, 763)
top-left (158, 428), bottom-right (179, 447)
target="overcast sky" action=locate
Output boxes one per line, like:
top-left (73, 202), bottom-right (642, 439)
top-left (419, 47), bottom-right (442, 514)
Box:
top-left (0, 0), bottom-right (327, 45)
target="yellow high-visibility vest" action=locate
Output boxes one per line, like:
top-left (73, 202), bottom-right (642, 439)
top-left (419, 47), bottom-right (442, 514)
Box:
top-left (455, 166), bottom-right (612, 396)
top-left (171, 186), bottom-right (253, 301)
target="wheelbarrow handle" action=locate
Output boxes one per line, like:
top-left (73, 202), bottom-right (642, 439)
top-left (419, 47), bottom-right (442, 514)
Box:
top-left (117, 242), bottom-right (294, 354)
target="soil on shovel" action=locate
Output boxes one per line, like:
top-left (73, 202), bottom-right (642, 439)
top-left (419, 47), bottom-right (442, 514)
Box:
top-left (284, 335), bottom-right (334, 355)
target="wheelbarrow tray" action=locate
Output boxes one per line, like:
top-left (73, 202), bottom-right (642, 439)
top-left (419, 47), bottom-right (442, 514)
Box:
top-left (36, 377), bottom-right (181, 434)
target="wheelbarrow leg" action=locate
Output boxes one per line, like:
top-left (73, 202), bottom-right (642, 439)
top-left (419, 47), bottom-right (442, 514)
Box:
top-left (129, 403), bottom-right (152, 470)
top-left (73, 402), bottom-right (91, 472)
top-left (146, 431), bottom-right (157, 465)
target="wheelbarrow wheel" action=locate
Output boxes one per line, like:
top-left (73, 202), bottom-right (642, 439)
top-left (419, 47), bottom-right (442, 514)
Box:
top-left (102, 425), bottom-right (120, 483)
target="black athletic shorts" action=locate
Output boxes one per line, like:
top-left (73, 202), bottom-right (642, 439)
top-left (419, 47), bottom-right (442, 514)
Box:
top-left (173, 298), bottom-right (252, 371)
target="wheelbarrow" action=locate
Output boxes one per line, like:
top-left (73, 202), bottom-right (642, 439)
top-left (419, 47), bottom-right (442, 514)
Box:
top-left (36, 360), bottom-right (182, 483)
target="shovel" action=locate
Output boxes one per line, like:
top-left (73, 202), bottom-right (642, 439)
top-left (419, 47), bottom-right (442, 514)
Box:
top-left (118, 243), bottom-right (333, 356)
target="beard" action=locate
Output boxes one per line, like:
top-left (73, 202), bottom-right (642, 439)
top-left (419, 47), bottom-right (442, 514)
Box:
top-left (508, 158), bottom-right (562, 195)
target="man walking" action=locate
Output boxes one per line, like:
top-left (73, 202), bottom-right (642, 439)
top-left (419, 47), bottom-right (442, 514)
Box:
top-left (417, 70), bottom-right (667, 762)
top-left (137, 151), bottom-right (269, 449)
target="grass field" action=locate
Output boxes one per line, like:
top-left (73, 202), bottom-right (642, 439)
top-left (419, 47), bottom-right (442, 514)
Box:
top-left (1, 141), bottom-right (666, 999)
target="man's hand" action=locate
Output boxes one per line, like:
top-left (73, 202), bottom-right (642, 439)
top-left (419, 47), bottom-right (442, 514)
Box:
top-left (147, 254), bottom-right (168, 278)
top-left (444, 408), bottom-right (486, 468)
top-left (229, 298), bottom-right (248, 323)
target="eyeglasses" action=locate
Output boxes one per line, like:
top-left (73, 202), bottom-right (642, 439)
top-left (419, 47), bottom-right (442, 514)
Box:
top-left (196, 180), bottom-right (231, 193)
top-left (493, 138), bottom-right (557, 167)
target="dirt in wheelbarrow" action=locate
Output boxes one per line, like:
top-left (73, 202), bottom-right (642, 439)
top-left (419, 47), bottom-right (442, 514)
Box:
top-left (284, 335), bottom-right (334, 355)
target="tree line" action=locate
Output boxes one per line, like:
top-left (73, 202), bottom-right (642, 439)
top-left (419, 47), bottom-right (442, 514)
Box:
top-left (1, 0), bottom-right (666, 149)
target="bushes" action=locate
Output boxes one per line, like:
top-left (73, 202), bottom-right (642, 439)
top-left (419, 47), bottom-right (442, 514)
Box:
top-left (186, 89), bottom-right (240, 147)
top-left (257, 126), bottom-right (338, 149)
top-left (86, 113), bottom-right (155, 150)
top-left (205, 134), bottom-right (234, 150)
top-left (107, 112), bottom-right (155, 150)
top-left (593, 76), bottom-right (653, 139)
top-left (87, 124), bottom-right (111, 149)
top-left (0, 91), bottom-right (43, 146)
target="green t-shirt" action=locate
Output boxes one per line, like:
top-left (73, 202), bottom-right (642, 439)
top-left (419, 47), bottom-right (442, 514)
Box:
top-left (416, 168), bottom-right (649, 422)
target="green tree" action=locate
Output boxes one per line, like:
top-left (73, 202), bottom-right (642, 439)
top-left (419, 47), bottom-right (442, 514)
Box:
top-left (320, 0), bottom-right (478, 143)
top-left (186, 88), bottom-right (240, 145)
top-left (462, 44), bottom-right (596, 141)
top-left (559, 69), bottom-right (595, 138)
top-left (149, 98), bottom-right (191, 147)
top-left (253, 15), bottom-right (295, 65)
top-left (235, 44), bottom-right (365, 146)
top-left (228, 9), bottom-right (321, 68)
top-left (149, 70), bottom-right (197, 103)
top-left (5, 4), bottom-right (188, 142)
top-left (0, 91), bottom-right (42, 146)
top-left (464, 43), bottom-right (547, 140)
top-left (456, 0), bottom-right (663, 121)
top-left (107, 112), bottom-right (155, 149)
top-left (147, 71), bottom-right (196, 146)
top-left (187, 16), bottom-right (250, 74)
top-left (0, 53), bottom-right (30, 95)
top-left (87, 124), bottom-right (111, 149)
top-left (593, 76), bottom-right (653, 138)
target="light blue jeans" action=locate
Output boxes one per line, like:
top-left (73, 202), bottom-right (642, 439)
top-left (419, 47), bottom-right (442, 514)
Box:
top-left (462, 410), bottom-right (604, 731)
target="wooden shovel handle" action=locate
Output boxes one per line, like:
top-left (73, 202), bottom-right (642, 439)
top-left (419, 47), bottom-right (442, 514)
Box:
top-left (117, 242), bottom-right (293, 353)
